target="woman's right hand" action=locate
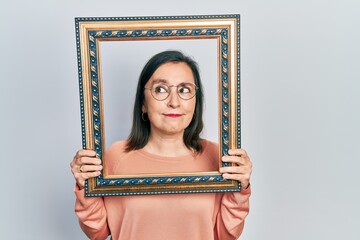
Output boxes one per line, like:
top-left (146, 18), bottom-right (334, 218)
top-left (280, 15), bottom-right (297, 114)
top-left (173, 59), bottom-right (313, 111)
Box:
top-left (70, 149), bottom-right (103, 189)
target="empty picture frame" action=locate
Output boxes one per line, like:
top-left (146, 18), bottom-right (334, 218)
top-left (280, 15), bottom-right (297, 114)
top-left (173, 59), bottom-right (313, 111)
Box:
top-left (75, 14), bottom-right (241, 196)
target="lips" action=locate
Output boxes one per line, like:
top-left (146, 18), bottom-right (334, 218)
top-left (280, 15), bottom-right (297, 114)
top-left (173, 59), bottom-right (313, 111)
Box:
top-left (164, 113), bottom-right (183, 118)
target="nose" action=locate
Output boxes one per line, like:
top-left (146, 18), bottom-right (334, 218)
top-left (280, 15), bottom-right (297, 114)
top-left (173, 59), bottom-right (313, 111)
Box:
top-left (167, 86), bottom-right (180, 108)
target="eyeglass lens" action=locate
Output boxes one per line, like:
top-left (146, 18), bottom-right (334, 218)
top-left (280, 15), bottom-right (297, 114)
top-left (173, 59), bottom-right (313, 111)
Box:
top-left (151, 82), bottom-right (196, 100)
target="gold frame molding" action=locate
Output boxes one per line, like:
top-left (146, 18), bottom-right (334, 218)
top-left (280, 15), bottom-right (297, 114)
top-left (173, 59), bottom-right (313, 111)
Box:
top-left (75, 14), bottom-right (241, 196)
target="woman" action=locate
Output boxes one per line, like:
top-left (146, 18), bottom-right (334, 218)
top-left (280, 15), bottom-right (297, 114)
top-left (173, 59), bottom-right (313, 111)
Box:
top-left (70, 50), bottom-right (252, 240)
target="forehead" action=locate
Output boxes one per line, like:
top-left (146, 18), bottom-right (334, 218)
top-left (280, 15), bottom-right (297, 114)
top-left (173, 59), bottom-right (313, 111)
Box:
top-left (148, 62), bottom-right (195, 84)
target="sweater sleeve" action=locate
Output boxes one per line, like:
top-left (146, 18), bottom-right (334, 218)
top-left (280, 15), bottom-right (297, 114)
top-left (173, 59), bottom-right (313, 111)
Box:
top-left (74, 185), bottom-right (110, 240)
top-left (215, 186), bottom-right (251, 240)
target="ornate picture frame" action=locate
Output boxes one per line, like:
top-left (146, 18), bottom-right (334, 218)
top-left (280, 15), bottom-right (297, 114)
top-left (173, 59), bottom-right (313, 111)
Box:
top-left (75, 14), bottom-right (241, 196)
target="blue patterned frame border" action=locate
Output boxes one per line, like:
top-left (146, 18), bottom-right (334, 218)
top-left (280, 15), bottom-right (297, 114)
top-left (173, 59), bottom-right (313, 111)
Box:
top-left (75, 14), bottom-right (241, 196)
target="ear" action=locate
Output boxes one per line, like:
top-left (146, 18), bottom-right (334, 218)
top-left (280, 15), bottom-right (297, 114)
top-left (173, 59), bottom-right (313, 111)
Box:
top-left (142, 104), bottom-right (147, 113)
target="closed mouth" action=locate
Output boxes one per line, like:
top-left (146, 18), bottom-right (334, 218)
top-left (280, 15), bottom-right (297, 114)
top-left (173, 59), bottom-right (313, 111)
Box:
top-left (164, 114), bottom-right (183, 118)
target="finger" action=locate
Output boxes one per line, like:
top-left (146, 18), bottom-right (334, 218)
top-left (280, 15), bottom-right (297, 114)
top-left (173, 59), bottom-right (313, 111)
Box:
top-left (222, 173), bottom-right (250, 189)
top-left (75, 149), bottom-right (97, 158)
top-left (219, 166), bottom-right (250, 174)
top-left (74, 170), bottom-right (101, 183)
top-left (76, 156), bottom-right (102, 166)
top-left (220, 166), bottom-right (240, 173)
top-left (222, 173), bottom-right (242, 180)
top-left (228, 148), bottom-right (248, 157)
top-left (222, 173), bottom-right (248, 182)
top-left (80, 164), bottom-right (103, 173)
top-left (222, 155), bottom-right (246, 165)
top-left (82, 171), bottom-right (102, 179)
top-left (77, 179), bottom-right (85, 189)
top-left (76, 170), bottom-right (104, 190)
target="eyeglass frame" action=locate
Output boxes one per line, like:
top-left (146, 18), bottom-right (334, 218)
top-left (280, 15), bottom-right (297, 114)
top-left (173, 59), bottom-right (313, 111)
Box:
top-left (144, 82), bottom-right (199, 101)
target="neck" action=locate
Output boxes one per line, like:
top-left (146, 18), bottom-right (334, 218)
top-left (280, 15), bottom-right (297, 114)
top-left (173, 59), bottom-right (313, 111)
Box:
top-left (144, 132), bottom-right (192, 157)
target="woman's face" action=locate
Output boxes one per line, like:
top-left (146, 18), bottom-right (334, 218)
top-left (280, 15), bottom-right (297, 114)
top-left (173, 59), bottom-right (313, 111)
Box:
top-left (142, 62), bottom-right (196, 136)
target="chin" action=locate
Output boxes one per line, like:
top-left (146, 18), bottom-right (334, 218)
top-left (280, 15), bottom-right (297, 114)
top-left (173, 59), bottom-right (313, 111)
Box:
top-left (165, 129), bottom-right (182, 135)
top-left (160, 127), bottom-right (185, 135)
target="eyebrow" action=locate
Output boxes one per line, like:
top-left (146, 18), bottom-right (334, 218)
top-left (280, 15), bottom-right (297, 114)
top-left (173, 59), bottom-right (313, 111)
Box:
top-left (150, 79), bottom-right (195, 85)
top-left (150, 79), bottom-right (168, 84)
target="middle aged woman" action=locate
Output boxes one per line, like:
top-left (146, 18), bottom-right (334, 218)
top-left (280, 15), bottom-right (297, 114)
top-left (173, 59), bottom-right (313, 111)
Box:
top-left (70, 50), bottom-right (252, 240)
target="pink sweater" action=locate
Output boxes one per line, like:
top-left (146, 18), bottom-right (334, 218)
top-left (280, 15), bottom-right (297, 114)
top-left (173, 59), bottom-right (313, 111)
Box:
top-left (74, 140), bottom-right (250, 240)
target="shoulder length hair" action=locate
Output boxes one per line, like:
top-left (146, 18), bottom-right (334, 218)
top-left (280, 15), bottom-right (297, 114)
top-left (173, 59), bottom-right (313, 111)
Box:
top-left (125, 50), bottom-right (204, 153)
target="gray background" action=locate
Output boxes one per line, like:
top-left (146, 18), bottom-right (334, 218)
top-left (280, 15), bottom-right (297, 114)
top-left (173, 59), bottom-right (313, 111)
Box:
top-left (101, 39), bottom-right (218, 148)
top-left (1, 0), bottom-right (359, 239)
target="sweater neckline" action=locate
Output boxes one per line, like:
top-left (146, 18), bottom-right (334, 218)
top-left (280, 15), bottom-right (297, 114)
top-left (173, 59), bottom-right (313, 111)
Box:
top-left (136, 148), bottom-right (197, 163)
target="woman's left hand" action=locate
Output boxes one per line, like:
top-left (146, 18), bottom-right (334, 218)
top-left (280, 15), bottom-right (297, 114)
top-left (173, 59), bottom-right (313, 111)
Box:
top-left (220, 148), bottom-right (252, 190)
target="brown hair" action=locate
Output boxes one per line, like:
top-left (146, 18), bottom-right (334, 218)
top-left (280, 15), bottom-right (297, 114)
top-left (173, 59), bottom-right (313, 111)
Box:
top-left (125, 50), bottom-right (204, 153)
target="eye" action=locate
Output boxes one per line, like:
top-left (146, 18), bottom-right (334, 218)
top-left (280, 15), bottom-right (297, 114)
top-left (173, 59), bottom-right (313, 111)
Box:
top-left (154, 85), bottom-right (168, 93)
top-left (178, 86), bottom-right (191, 94)
top-left (178, 83), bottom-right (194, 94)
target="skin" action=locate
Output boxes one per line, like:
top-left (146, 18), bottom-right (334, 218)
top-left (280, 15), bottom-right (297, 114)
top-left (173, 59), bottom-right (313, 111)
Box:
top-left (141, 62), bottom-right (197, 157)
top-left (70, 62), bottom-right (252, 189)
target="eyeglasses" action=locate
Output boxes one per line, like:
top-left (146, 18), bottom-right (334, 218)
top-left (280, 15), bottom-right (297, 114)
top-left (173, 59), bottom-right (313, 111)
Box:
top-left (144, 82), bottom-right (198, 101)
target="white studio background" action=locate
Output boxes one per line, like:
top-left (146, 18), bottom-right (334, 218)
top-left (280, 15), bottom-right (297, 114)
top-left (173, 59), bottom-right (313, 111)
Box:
top-left (1, 0), bottom-right (359, 239)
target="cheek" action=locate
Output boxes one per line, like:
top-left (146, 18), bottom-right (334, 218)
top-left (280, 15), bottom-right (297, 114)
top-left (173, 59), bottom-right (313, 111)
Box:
top-left (188, 100), bottom-right (196, 113)
top-left (184, 101), bottom-right (196, 123)
top-left (145, 99), bottom-right (166, 120)
top-left (143, 94), bottom-right (156, 113)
